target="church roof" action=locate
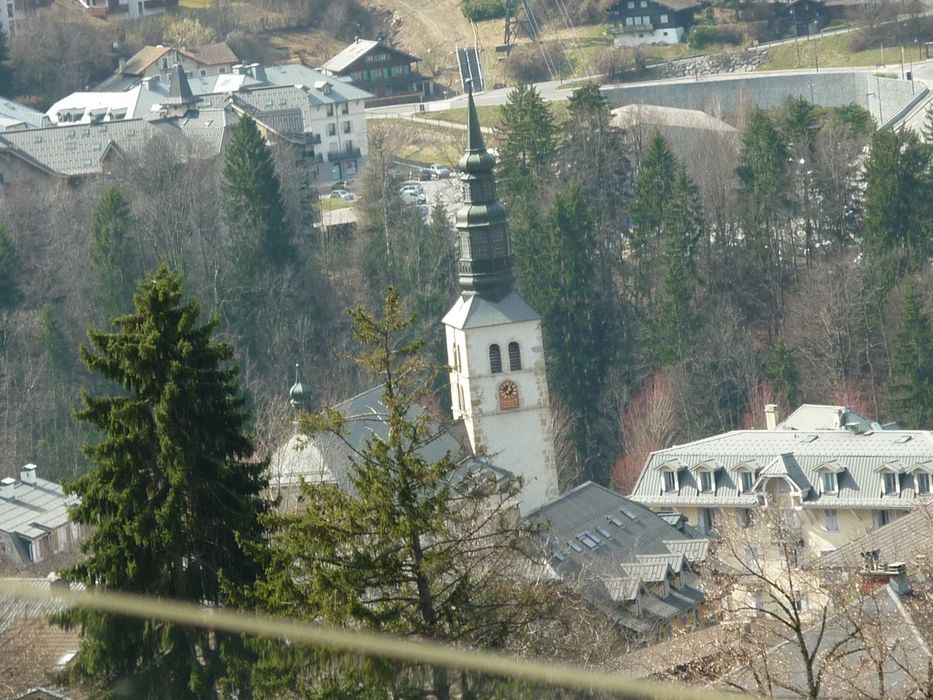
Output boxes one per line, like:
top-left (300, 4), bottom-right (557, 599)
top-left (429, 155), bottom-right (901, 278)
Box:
top-left (442, 290), bottom-right (540, 330)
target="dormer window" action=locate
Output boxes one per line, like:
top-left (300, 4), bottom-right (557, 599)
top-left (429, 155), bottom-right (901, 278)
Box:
top-left (663, 471), bottom-right (677, 492)
top-left (739, 470), bottom-right (754, 493)
top-left (699, 471), bottom-right (714, 493)
top-left (916, 472), bottom-right (930, 495)
top-left (821, 472), bottom-right (837, 494)
top-left (883, 472), bottom-right (899, 495)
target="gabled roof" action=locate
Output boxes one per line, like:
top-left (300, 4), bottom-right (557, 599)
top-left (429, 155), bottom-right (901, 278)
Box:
top-left (122, 42), bottom-right (239, 76)
top-left (0, 97), bottom-right (47, 132)
top-left (320, 38), bottom-right (419, 74)
top-left (179, 42), bottom-right (239, 66)
top-left (0, 478), bottom-right (77, 545)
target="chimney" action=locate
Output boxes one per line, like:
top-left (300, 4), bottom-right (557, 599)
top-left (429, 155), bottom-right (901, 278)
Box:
top-left (141, 77), bottom-right (153, 91)
top-left (0, 477), bottom-right (14, 499)
top-left (764, 404), bottom-right (779, 430)
top-left (20, 463), bottom-right (36, 485)
top-left (859, 551), bottom-right (911, 595)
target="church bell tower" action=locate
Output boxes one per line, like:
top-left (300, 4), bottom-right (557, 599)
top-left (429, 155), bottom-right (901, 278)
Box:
top-left (441, 84), bottom-right (558, 514)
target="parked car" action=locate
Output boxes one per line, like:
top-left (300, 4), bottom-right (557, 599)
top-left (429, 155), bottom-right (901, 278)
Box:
top-left (429, 164), bottom-right (450, 179)
top-left (330, 180), bottom-right (350, 191)
top-left (418, 168), bottom-right (433, 181)
top-left (400, 181), bottom-right (424, 195)
top-left (330, 189), bottom-right (355, 201)
top-left (400, 190), bottom-right (427, 206)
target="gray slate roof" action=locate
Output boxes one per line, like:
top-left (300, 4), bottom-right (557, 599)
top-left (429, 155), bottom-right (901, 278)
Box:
top-left (269, 385), bottom-right (473, 495)
top-left (630, 423), bottom-right (933, 509)
top-left (0, 578), bottom-right (84, 634)
top-left (526, 482), bottom-right (707, 637)
top-left (817, 505), bottom-right (933, 570)
top-left (0, 111), bottom-right (230, 177)
top-left (0, 97), bottom-right (48, 132)
top-left (0, 478), bottom-right (77, 545)
top-left (442, 290), bottom-right (541, 330)
top-left (724, 584), bottom-right (932, 698)
top-left (778, 404), bottom-right (880, 432)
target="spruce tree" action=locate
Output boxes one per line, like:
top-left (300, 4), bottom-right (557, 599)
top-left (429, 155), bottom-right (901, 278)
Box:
top-left (249, 288), bottom-right (541, 699)
top-left (90, 187), bottom-right (136, 316)
top-left (0, 225), bottom-right (18, 309)
top-left (922, 103), bottom-right (933, 145)
top-left (765, 339), bottom-right (799, 409)
top-left (58, 265), bottom-right (268, 699)
top-left (629, 133), bottom-right (677, 311)
top-left (889, 283), bottom-right (933, 429)
top-left (651, 165), bottom-right (704, 368)
top-left (862, 128), bottom-right (932, 264)
top-left (495, 83), bottom-right (558, 200)
top-left (736, 108), bottom-right (790, 228)
top-left (516, 184), bottom-right (618, 481)
top-left (222, 115), bottom-right (292, 277)
top-left (0, 30), bottom-right (11, 98)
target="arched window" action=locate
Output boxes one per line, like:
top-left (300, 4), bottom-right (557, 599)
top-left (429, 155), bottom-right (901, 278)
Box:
top-left (508, 342), bottom-right (522, 371)
top-left (489, 344), bottom-right (502, 374)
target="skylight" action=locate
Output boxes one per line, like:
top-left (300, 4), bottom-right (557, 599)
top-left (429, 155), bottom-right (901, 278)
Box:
top-left (894, 435), bottom-right (912, 444)
top-left (569, 542), bottom-right (584, 553)
top-left (596, 526), bottom-right (612, 539)
top-left (577, 533), bottom-right (599, 549)
top-left (608, 515), bottom-right (625, 527)
top-left (620, 507), bottom-right (640, 522)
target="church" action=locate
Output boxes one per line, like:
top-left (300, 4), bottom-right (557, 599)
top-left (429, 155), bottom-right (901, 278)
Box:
top-left (272, 87), bottom-right (560, 515)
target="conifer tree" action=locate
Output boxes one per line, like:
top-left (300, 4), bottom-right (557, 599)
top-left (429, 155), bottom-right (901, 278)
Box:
top-left (862, 128), bottom-right (932, 264)
top-left (516, 185), bottom-right (618, 481)
top-left (629, 133), bottom-right (677, 311)
top-left (765, 339), bottom-right (799, 409)
top-left (922, 103), bottom-right (933, 145)
top-left (0, 30), bottom-right (11, 98)
top-left (651, 165), bottom-right (704, 367)
top-left (90, 187), bottom-right (136, 316)
top-left (58, 265), bottom-right (268, 699)
top-left (888, 283), bottom-right (933, 429)
top-left (496, 83), bottom-right (558, 200)
top-left (222, 115), bottom-right (292, 277)
top-left (0, 225), bottom-right (18, 309)
top-left (249, 288), bottom-right (540, 699)
top-left (736, 108), bottom-right (790, 228)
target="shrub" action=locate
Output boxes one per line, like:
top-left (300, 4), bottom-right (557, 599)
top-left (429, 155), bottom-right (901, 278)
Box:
top-left (460, 0), bottom-right (506, 21)
top-left (687, 24), bottom-right (743, 49)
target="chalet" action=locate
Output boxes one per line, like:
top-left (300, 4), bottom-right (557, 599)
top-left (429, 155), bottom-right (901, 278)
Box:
top-left (321, 38), bottom-right (432, 106)
top-left (607, 0), bottom-right (701, 47)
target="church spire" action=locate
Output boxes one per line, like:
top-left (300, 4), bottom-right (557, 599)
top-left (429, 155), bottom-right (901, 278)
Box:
top-left (455, 81), bottom-right (513, 300)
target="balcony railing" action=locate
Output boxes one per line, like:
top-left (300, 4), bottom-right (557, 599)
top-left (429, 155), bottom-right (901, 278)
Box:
top-left (327, 147), bottom-right (362, 162)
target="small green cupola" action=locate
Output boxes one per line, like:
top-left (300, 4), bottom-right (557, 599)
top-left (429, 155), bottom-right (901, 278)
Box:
top-left (289, 363), bottom-right (311, 412)
top-left (455, 80), bottom-right (514, 301)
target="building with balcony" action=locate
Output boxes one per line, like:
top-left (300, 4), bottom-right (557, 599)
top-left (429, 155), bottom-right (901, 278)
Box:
top-left (607, 0), bottom-right (700, 46)
top-left (321, 38), bottom-right (432, 106)
top-left (628, 404), bottom-right (933, 565)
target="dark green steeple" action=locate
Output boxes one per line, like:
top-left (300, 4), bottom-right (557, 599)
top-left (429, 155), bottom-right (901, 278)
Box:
top-left (455, 82), bottom-right (513, 300)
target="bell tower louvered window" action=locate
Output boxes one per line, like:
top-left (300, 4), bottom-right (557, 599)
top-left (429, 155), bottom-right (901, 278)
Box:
top-left (489, 344), bottom-right (502, 374)
top-left (508, 342), bottom-right (521, 371)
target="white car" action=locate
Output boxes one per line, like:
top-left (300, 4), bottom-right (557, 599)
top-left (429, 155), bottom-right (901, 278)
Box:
top-left (429, 164), bottom-right (450, 179)
top-left (400, 190), bottom-right (427, 206)
top-left (329, 189), bottom-right (355, 201)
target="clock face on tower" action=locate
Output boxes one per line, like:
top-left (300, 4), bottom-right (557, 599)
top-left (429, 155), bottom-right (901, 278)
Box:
top-left (498, 380), bottom-right (519, 411)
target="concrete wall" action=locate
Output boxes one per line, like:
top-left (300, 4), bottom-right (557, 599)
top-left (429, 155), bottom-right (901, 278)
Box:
top-left (603, 72), bottom-right (926, 126)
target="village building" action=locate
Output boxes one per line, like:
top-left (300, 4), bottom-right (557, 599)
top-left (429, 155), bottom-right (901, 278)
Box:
top-left (72, 0), bottom-right (174, 21)
top-left (0, 466), bottom-right (86, 570)
top-left (628, 403), bottom-right (933, 567)
top-left (525, 482), bottom-right (708, 645)
top-left (320, 38), bottom-right (432, 106)
top-left (607, 0), bottom-right (701, 47)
